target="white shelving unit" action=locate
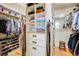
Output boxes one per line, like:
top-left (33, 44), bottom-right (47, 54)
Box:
top-left (26, 3), bottom-right (48, 56)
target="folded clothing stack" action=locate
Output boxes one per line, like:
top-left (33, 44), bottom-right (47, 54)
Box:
top-left (36, 6), bottom-right (45, 13)
top-left (27, 3), bottom-right (34, 7)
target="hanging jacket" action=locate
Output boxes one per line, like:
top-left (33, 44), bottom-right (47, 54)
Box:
top-left (68, 34), bottom-right (75, 50)
top-left (71, 33), bottom-right (79, 52)
top-left (0, 19), bottom-right (7, 34)
top-left (74, 40), bottom-right (79, 56)
top-left (68, 33), bottom-right (79, 52)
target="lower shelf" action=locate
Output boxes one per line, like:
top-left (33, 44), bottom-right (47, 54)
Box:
top-left (1, 45), bottom-right (19, 56)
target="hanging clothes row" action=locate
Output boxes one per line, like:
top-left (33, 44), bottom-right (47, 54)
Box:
top-left (68, 9), bottom-right (79, 56)
top-left (0, 19), bottom-right (23, 35)
top-left (0, 18), bottom-right (23, 56)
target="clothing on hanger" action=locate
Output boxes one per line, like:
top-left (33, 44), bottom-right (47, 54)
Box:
top-left (72, 11), bottom-right (79, 30)
top-left (68, 33), bottom-right (79, 56)
top-left (74, 40), bottom-right (79, 56)
top-left (10, 19), bottom-right (16, 34)
top-left (0, 19), bottom-right (7, 34)
top-left (27, 3), bottom-right (34, 7)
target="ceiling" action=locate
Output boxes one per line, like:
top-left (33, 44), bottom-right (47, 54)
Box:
top-left (52, 3), bottom-right (79, 18)
top-left (53, 3), bottom-right (78, 10)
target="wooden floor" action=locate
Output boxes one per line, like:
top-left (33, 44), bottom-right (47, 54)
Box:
top-left (8, 48), bottom-right (22, 56)
top-left (8, 47), bottom-right (73, 56)
top-left (52, 47), bottom-right (73, 56)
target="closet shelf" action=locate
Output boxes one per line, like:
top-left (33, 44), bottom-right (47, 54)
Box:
top-left (36, 3), bottom-right (45, 7)
top-left (0, 33), bottom-right (16, 39)
top-left (0, 12), bottom-right (19, 20)
top-left (0, 33), bottom-right (6, 39)
top-left (27, 3), bottom-right (39, 8)
top-left (1, 45), bottom-right (19, 55)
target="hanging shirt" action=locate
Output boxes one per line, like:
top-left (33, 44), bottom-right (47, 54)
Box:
top-left (19, 15), bottom-right (23, 33)
top-left (0, 20), bottom-right (7, 34)
top-left (6, 20), bottom-right (12, 36)
top-left (72, 11), bottom-right (79, 30)
top-left (14, 20), bottom-right (19, 33)
top-left (11, 19), bottom-right (16, 34)
top-left (6, 20), bottom-right (11, 32)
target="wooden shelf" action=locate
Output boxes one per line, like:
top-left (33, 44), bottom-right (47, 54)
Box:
top-left (36, 3), bottom-right (45, 8)
top-left (0, 12), bottom-right (19, 20)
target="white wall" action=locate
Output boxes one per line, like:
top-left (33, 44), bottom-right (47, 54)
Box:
top-left (54, 18), bottom-right (72, 47)
top-left (54, 7), bottom-right (74, 48)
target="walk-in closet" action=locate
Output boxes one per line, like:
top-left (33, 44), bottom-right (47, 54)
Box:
top-left (0, 3), bottom-right (79, 56)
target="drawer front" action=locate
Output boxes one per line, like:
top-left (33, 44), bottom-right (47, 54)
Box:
top-left (26, 44), bottom-right (46, 56)
top-left (26, 38), bottom-right (46, 47)
top-left (26, 33), bottom-right (46, 41)
top-left (26, 33), bottom-right (37, 39)
top-left (38, 40), bottom-right (46, 47)
top-left (37, 34), bottom-right (46, 41)
top-left (26, 44), bottom-right (37, 56)
top-left (37, 46), bottom-right (46, 56)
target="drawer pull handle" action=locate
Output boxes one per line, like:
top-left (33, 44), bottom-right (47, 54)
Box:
top-left (32, 35), bottom-right (36, 37)
top-left (32, 47), bottom-right (36, 50)
top-left (32, 41), bottom-right (37, 44)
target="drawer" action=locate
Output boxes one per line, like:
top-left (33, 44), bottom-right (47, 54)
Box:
top-left (27, 38), bottom-right (46, 47)
top-left (26, 33), bottom-right (37, 39)
top-left (26, 33), bottom-right (46, 41)
top-left (26, 44), bottom-right (37, 56)
top-left (37, 33), bottom-right (46, 40)
top-left (26, 44), bottom-right (46, 56)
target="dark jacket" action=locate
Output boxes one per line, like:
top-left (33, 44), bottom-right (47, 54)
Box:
top-left (74, 40), bottom-right (79, 56)
top-left (68, 33), bottom-right (79, 52)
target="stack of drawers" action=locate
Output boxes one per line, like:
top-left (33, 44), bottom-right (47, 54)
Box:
top-left (26, 33), bottom-right (47, 56)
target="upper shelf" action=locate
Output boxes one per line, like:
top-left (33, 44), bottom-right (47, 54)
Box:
top-left (0, 12), bottom-right (19, 19)
top-left (27, 3), bottom-right (39, 7)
